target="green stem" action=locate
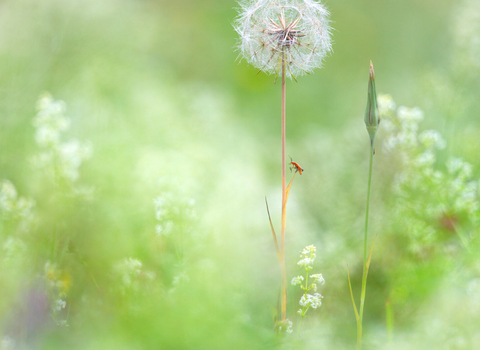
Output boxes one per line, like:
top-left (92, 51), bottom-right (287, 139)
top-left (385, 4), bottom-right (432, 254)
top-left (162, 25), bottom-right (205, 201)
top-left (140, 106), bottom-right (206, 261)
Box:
top-left (297, 270), bottom-right (311, 333)
top-left (358, 141), bottom-right (375, 349)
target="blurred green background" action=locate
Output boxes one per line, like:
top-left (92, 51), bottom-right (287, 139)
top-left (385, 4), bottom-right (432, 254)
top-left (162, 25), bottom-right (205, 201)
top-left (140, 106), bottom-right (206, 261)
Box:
top-left (1, 0), bottom-right (480, 349)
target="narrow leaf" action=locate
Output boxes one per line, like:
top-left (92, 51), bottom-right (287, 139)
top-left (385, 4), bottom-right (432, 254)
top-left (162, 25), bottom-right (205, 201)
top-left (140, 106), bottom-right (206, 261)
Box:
top-left (365, 233), bottom-right (378, 276)
top-left (265, 197), bottom-right (281, 260)
top-left (347, 263), bottom-right (360, 322)
top-left (284, 172), bottom-right (296, 205)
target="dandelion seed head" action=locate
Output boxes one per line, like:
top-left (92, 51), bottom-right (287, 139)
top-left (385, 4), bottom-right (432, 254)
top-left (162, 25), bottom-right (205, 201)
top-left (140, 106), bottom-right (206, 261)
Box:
top-left (234, 0), bottom-right (332, 78)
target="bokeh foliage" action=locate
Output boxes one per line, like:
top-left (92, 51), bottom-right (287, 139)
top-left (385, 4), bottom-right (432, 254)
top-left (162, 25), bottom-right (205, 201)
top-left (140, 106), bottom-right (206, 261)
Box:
top-left (1, 0), bottom-right (480, 349)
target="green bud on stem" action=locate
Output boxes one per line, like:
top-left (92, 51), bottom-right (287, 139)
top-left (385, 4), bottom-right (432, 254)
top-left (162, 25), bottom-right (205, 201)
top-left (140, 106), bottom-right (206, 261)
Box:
top-left (364, 61), bottom-right (379, 147)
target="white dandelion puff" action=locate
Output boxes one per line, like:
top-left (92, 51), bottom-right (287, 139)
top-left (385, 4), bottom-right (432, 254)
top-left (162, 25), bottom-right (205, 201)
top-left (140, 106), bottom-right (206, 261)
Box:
top-left (234, 0), bottom-right (332, 78)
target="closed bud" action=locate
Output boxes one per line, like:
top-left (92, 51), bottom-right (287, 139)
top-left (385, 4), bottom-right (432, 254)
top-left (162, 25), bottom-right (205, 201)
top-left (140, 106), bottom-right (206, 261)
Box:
top-left (364, 61), bottom-right (379, 146)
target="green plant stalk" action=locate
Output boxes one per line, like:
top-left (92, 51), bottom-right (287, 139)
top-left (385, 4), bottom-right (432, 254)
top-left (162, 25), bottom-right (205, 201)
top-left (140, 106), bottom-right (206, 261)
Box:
top-left (357, 141), bottom-right (375, 349)
top-left (297, 271), bottom-right (309, 332)
top-left (386, 301), bottom-right (393, 344)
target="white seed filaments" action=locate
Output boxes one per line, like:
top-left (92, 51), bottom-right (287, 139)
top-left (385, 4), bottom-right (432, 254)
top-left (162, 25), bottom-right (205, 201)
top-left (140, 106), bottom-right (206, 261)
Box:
top-left (235, 0), bottom-right (332, 79)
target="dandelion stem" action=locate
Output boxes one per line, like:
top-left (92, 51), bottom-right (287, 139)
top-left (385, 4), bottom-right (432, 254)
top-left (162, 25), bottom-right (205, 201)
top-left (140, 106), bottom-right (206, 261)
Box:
top-left (358, 141), bottom-right (375, 349)
top-left (280, 53), bottom-right (288, 322)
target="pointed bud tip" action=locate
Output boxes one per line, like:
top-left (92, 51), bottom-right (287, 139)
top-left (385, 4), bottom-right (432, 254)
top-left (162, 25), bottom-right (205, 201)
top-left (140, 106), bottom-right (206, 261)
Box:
top-left (369, 61), bottom-right (375, 79)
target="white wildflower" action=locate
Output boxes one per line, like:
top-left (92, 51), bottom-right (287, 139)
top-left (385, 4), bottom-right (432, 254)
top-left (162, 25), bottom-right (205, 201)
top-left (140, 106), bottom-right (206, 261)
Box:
top-left (310, 273), bottom-right (325, 285)
top-left (291, 275), bottom-right (304, 286)
top-left (33, 93), bottom-right (93, 187)
top-left (234, 0), bottom-right (332, 78)
top-left (286, 320), bottom-right (293, 333)
top-left (113, 258), bottom-right (155, 293)
top-left (299, 293), bottom-right (323, 309)
top-left (277, 319), bottom-right (293, 334)
top-left (447, 157), bottom-right (472, 179)
top-left (57, 140), bottom-right (93, 182)
top-left (2, 237), bottom-right (27, 263)
top-left (419, 130), bottom-right (446, 150)
top-left (377, 94), bottom-right (396, 117)
top-left (297, 257), bottom-right (314, 270)
top-left (397, 106), bottom-right (424, 124)
top-left (57, 320), bottom-right (69, 327)
top-left (300, 245), bottom-right (316, 255)
top-left (0, 180), bottom-right (17, 212)
top-left (414, 150), bottom-right (436, 168)
top-left (33, 94), bottom-right (69, 148)
top-left (297, 244), bottom-right (316, 270)
top-left (54, 299), bottom-right (66, 311)
top-left (0, 180), bottom-right (35, 229)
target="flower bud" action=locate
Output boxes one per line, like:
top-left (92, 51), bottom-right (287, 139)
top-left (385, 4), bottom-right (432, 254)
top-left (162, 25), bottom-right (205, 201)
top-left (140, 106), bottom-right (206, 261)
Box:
top-left (364, 61), bottom-right (379, 146)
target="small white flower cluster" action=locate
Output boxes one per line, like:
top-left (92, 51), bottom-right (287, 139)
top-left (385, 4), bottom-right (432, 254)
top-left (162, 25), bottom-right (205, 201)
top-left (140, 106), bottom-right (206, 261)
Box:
top-left (310, 273), bottom-right (325, 285)
top-left (276, 319), bottom-right (293, 334)
top-left (234, 0), bottom-right (332, 78)
top-left (44, 261), bottom-right (71, 327)
top-left (299, 293), bottom-right (323, 310)
top-left (454, 0), bottom-right (480, 70)
top-left (0, 179), bottom-right (35, 228)
top-left (54, 296), bottom-right (67, 312)
top-left (297, 244), bottom-right (316, 271)
top-left (32, 93), bottom-right (92, 185)
top-left (45, 261), bottom-right (71, 291)
top-left (0, 179), bottom-right (34, 269)
top-left (2, 237), bottom-right (27, 265)
top-left (291, 275), bottom-right (304, 286)
top-left (380, 94), bottom-right (480, 250)
top-left (113, 257), bottom-right (155, 294)
top-left (293, 245), bottom-right (325, 317)
top-left (154, 192), bottom-right (196, 237)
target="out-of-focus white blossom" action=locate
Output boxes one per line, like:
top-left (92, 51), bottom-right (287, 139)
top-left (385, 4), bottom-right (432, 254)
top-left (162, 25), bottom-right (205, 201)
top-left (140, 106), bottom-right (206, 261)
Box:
top-left (32, 93), bottom-right (92, 187)
top-left (310, 273), bottom-right (325, 285)
top-left (419, 130), bottom-right (446, 150)
top-left (377, 94), bottom-right (396, 117)
top-left (154, 192), bottom-right (196, 237)
top-left (454, 0), bottom-right (480, 70)
top-left (291, 275), bottom-right (304, 286)
top-left (54, 299), bottom-right (66, 312)
top-left (0, 179), bottom-right (35, 230)
top-left (113, 257), bottom-right (155, 294)
top-left (381, 95), bottom-right (480, 251)
top-left (276, 319), bottom-right (293, 334)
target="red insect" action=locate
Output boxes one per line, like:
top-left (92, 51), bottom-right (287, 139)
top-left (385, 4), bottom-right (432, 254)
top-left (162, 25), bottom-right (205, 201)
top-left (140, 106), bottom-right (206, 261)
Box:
top-left (289, 156), bottom-right (304, 175)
